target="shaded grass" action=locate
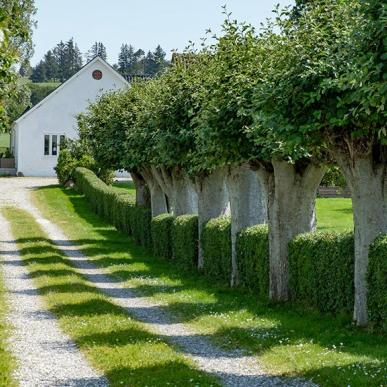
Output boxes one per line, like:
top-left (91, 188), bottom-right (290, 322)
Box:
top-left (0, 268), bottom-right (16, 386)
top-left (33, 186), bottom-right (386, 386)
top-left (316, 198), bottom-right (353, 232)
top-left (3, 207), bottom-right (219, 387)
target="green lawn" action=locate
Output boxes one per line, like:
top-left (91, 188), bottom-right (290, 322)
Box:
top-left (112, 180), bottom-right (136, 195)
top-left (33, 186), bottom-right (386, 387)
top-left (316, 198), bottom-right (353, 232)
top-left (0, 269), bottom-right (16, 386)
top-left (3, 206), bottom-right (219, 387)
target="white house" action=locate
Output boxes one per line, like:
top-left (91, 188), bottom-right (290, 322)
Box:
top-left (12, 56), bottom-right (129, 177)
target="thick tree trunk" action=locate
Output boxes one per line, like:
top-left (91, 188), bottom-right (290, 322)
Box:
top-left (195, 168), bottom-right (230, 269)
top-left (171, 169), bottom-right (198, 216)
top-left (140, 167), bottom-right (168, 217)
top-left (151, 166), bottom-right (197, 216)
top-left (130, 170), bottom-right (151, 207)
top-left (333, 148), bottom-right (387, 326)
top-left (227, 163), bottom-right (267, 286)
top-left (257, 160), bottom-right (325, 302)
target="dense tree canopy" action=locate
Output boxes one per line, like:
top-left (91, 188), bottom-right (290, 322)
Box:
top-left (0, 0), bottom-right (36, 130)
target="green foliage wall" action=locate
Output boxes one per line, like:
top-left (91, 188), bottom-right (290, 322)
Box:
top-left (289, 232), bottom-right (354, 314)
top-left (73, 167), bottom-right (151, 249)
top-left (151, 214), bottom-right (175, 259)
top-left (201, 217), bottom-right (232, 284)
top-left (237, 225), bottom-right (269, 299)
top-left (172, 215), bottom-right (198, 270)
top-left (368, 235), bottom-right (387, 330)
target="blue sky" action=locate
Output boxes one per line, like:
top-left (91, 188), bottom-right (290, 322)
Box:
top-left (31, 0), bottom-right (293, 66)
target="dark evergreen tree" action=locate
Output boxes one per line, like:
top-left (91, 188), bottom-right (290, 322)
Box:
top-left (30, 60), bottom-right (46, 82)
top-left (87, 41), bottom-right (107, 61)
top-left (63, 38), bottom-right (83, 79)
top-left (118, 43), bottom-right (135, 76)
top-left (43, 50), bottom-right (59, 81)
top-left (53, 40), bottom-right (67, 81)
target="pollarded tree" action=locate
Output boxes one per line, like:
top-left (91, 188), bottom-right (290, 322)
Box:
top-left (256, 0), bottom-right (386, 325)
top-left (195, 15), bottom-right (327, 298)
top-left (194, 19), bottom-right (268, 284)
top-left (77, 88), bottom-right (151, 207)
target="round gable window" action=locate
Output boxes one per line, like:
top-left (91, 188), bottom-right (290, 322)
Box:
top-left (92, 69), bottom-right (103, 80)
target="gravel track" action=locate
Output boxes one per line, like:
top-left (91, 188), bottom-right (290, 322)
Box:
top-left (0, 177), bottom-right (317, 386)
top-left (0, 212), bottom-right (108, 387)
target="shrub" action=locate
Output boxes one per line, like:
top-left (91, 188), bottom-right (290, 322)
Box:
top-left (172, 215), bottom-right (198, 270)
top-left (237, 225), bottom-right (269, 299)
top-left (368, 235), bottom-right (387, 331)
top-left (202, 217), bottom-right (231, 284)
top-left (56, 139), bottom-right (114, 186)
top-left (289, 232), bottom-right (354, 314)
top-left (151, 214), bottom-right (175, 259)
top-left (73, 168), bottom-right (154, 248)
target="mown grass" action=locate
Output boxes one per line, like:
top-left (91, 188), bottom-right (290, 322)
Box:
top-left (32, 185), bottom-right (386, 386)
top-left (112, 180), bottom-right (136, 194)
top-left (3, 206), bottom-right (219, 387)
top-left (0, 268), bottom-right (16, 386)
top-left (316, 198), bottom-right (353, 232)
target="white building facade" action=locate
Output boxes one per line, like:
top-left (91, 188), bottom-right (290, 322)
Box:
top-left (12, 57), bottom-right (129, 177)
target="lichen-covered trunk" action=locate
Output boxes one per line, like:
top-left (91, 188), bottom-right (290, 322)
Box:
top-left (334, 151), bottom-right (387, 326)
top-left (171, 170), bottom-right (198, 216)
top-left (264, 160), bottom-right (325, 302)
top-left (130, 170), bottom-right (151, 207)
top-left (227, 163), bottom-right (267, 286)
top-left (195, 168), bottom-right (229, 269)
top-left (140, 167), bottom-right (168, 217)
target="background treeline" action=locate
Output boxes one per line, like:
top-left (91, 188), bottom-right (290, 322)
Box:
top-left (24, 39), bottom-right (169, 83)
top-left (58, 0), bottom-right (386, 330)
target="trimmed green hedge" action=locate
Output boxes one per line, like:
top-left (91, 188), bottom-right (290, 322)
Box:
top-left (172, 215), bottom-right (198, 270)
top-left (202, 217), bottom-right (231, 284)
top-left (74, 167), bottom-right (151, 248)
top-left (368, 235), bottom-right (387, 330)
top-left (237, 225), bottom-right (269, 299)
top-left (73, 168), bottom-right (385, 329)
top-left (151, 214), bottom-right (175, 259)
top-left (289, 232), bottom-right (354, 314)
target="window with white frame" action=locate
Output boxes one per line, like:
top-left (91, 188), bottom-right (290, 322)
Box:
top-left (43, 134), bottom-right (66, 156)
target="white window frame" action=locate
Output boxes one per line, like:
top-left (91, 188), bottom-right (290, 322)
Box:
top-left (43, 134), bottom-right (66, 157)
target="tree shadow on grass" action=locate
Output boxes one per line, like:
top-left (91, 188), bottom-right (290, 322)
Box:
top-left (32, 186), bottom-right (387, 382)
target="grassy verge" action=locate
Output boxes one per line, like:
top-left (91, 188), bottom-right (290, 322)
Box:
top-left (33, 186), bottom-right (386, 386)
top-left (316, 198), bottom-right (353, 232)
top-left (0, 268), bottom-right (16, 386)
top-left (3, 206), bottom-right (219, 387)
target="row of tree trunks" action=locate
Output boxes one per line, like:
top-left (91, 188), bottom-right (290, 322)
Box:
top-left (140, 167), bottom-right (168, 216)
top-left (151, 166), bottom-right (198, 216)
top-left (134, 150), bottom-right (384, 327)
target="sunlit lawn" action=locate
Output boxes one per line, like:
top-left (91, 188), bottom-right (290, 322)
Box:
top-left (3, 206), bottom-right (219, 387)
top-left (32, 186), bottom-right (386, 387)
top-left (316, 198), bottom-right (353, 232)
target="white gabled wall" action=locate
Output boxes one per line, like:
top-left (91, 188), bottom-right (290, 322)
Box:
top-left (15, 58), bottom-right (128, 177)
